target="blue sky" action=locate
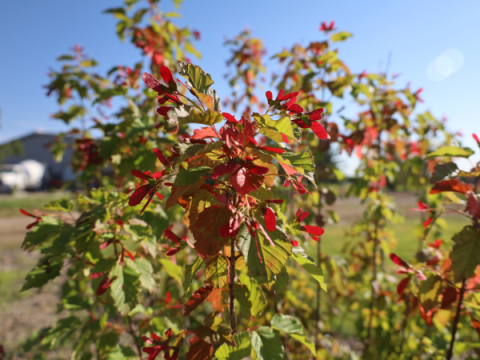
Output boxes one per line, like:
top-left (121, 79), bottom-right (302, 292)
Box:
top-left (1, 0), bottom-right (479, 171)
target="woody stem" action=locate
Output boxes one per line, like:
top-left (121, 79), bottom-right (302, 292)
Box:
top-left (446, 278), bottom-right (466, 360)
top-left (229, 234), bottom-right (237, 335)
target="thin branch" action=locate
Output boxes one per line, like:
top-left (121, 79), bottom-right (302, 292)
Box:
top-left (229, 234), bottom-right (237, 335)
top-left (127, 317), bottom-right (144, 360)
top-left (446, 278), bottom-right (466, 360)
top-left (314, 236), bottom-right (322, 353)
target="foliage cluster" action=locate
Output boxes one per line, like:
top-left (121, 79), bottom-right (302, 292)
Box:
top-left (7, 1), bottom-right (480, 360)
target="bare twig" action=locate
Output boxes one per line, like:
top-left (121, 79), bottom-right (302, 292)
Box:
top-left (229, 234), bottom-right (237, 335)
top-left (127, 317), bottom-right (144, 360)
top-left (446, 278), bottom-right (466, 360)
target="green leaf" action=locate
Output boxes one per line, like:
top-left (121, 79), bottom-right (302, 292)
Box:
top-left (42, 198), bottom-right (73, 212)
top-left (273, 266), bottom-right (289, 294)
top-left (184, 42), bottom-right (201, 59)
top-left (133, 258), bottom-right (155, 292)
top-left (21, 256), bottom-right (64, 291)
top-left (251, 327), bottom-right (284, 360)
top-left (419, 275), bottom-right (443, 312)
top-left (93, 86), bottom-right (128, 105)
top-left (160, 258), bottom-right (183, 285)
top-left (292, 246), bottom-right (327, 292)
top-left (272, 314), bottom-right (315, 355)
top-left (178, 61), bottom-right (214, 93)
top-left (40, 316), bottom-right (81, 349)
top-left (215, 331), bottom-right (252, 360)
top-left (431, 162), bottom-right (459, 183)
top-left (238, 213), bottom-right (292, 289)
top-left (331, 31), bottom-right (353, 42)
top-left (124, 224), bottom-right (151, 241)
top-left (110, 264), bottom-right (141, 314)
top-left (253, 114), bottom-right (296, 144)
top-left (22, 216), bottom-right (63, 249)
top-left (271, 314), bottom-right (303, 334)
top-left (450, 226), bottom-right (480, 281)
top-left (281, 150), bottom-right (315, 173)
top-left (426, 146), bottom-right (475, 159)
top-left (175, 166), bottom-right (212, 186)
top-left (184, 257), bottom-right (203, 299)
top-left (206, 254), bottom-right (228, 288)
top-left (239, 273), bottom-right (267, 317)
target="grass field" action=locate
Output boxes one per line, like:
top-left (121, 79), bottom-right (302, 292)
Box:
top-left (0, 190), bottom-right (71, 217)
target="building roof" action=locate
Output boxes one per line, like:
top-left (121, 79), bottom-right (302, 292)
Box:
top-left (0, 130), bottom-right (74, 147)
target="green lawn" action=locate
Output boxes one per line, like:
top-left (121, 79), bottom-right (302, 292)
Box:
top-left (0, 191), bottom-right (72, 217)
top-left (319, 214), bottom-right (470, 260)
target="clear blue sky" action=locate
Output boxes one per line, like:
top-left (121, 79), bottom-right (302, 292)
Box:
top-left (1, 0), bottom-right (479, 170)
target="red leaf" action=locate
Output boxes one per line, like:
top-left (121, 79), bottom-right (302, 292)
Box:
top-left (166, 247), bottom-right (180, 256)
top-left (154, 148), bottom-right (169, 167)
top-left (292, 240), bottom-right (299, 247)
top-left (192, 127), bottom-right (218, 140)
top-left (124, 248), bottom-right (135, 261)
top-left (222, 112), bottom-right (238, 123)
top-left (278, 91), bottom-right (298, 101)
top-left (129, 184), bottom-right (151, 206)
top-left (299, 210), bottom-right (309, 222)
top-left (416, 271), bottom-right (427, 281)
top-left (183, 286), bottom-right (214, 316)
top-left (151, 333), bottom-right (161, 341)
top-left (155, 192), bottom-right (164, 200)
top-left (263, 207), bottom-right (276, 232)
top-left (428, 239), bottom-right (442, 249)
top-left (441, 286), bottom-right (458, 308)
top-left (397, 277), bottom-right (409, 295)
top-left (159, 66), bottom-right (175, 87)
top-left (389, 253), bottom-right (409, 268)
top-left (283, 179), bottom-right (291, 187)
top-left (310, 121), bottom-right (329, 140)
top-left (213, 161), bottom-right (238, 177)
top-left (259, 146), bottom-right (285, 154)
top-left (131, 169), bottom-right (151, 180)
top-left (249, 165), bottom-right (269, 175)
top-left (96, 277), bottom-right (114, 296)
top-left (100, 240), bottom-right (112, 250)
top-left (89, 272), bottom-right (105, 279)
top-left (473, 133), bottom-right (480, 143)
top-left (430, 178), bottom-right (472, 194)
top-left (278, 161), bottom-right (300, 177)
top-left (142, 72), bottom-right (163, 92)
top-left (309, 108), bottom-right (324, 121)
top-left (219, 214), bottom-right (242, 237)
top-left (467, 194), bottom-right (480, 219)
top-left (152, 172), bottom-right (164, 179)
top-left (157, 106), bottom-right (172, 116)
top-left (302, 225), bottom-right (324, 236)
top-left (26, 220), bottom-right (39, 229)
top-left (164, 229), bottom-right (182, 245)
top-left (281, 133), bottom-right (289, 143)
top-left (287, 104), bottom-right (304, 114)
top-left (418, 201), bottom-right (428, 210)
top-left (267, 199), bottom-right (284, 204)
top-left (423, 217), bottom-right (433, 228)
top-left (265, 91), bottom-right (272, 101)
top-left (247, 136), bottom-right (258, 146)
top-left (230, 167), bottom-right (264, 195)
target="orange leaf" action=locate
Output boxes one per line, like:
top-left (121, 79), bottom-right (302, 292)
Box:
top-left (183, 286), bottom-right (214, 316)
